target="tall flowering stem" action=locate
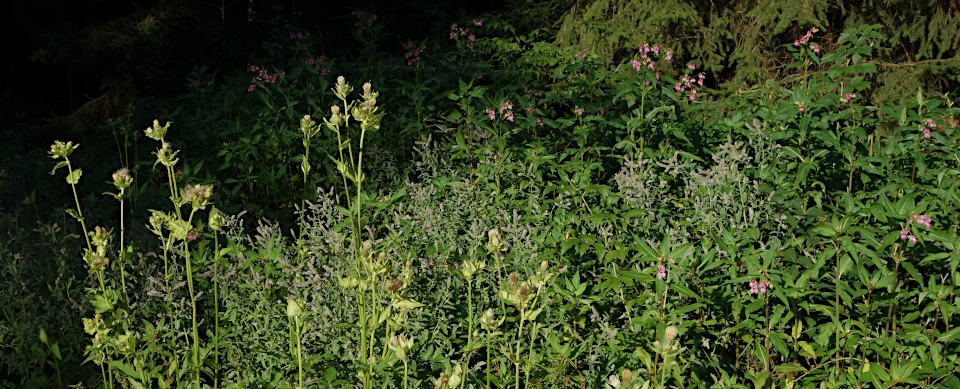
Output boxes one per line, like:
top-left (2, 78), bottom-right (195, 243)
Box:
top-left (325, 76), bottom-right (387, 389)
top-left (49, 141), bottom-right (92, 251)
top-left (111, 168), bottom-right (133, 301)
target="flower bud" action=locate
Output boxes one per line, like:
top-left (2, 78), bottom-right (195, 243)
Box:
top-left (286, 297), bottom-right (305, 318)
top-left (38, 328), bottom-right (49, 345)
top-left (208, 207), bottom-right (225, 232)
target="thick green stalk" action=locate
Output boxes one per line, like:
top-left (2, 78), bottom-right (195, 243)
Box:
top-left (296, 320), bottom-right (304, 389)
top-left (213, 233), bottom-right (220, 389)
top-left (298, 139), bottom-right (309, 262)
top-left (462, 281), bottom-right (473, 389)
top-left (162, 235), bottom-right (171, 291)
top-left (118, 190), bottom-right (128, 301)
top-left (486, 334), bottom-right (492, 389)
top-left (100, 362), bottom-right (107, 389)
top-left (834, 241), bottom-right (841, 375)
top-left (184, 240), bottom-right (200, 388)
top-left (515, 313), bottom-right (525, 389)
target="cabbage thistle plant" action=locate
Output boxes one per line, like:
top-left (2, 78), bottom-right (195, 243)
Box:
top-left (322, 77), bottom-right (422, 389)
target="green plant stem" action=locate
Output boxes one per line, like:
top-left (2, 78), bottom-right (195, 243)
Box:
top-left (184, 240), bottom-right (200, 389)
top-left (486, 333), bottom-right (492, 389)
top-left (162, 235), bottom-right (171, 291)
top-left (118, 190), bottom-right (128, 301)
top-left (834, 241), bottom-right (841, 375)
top-left (358, 290), bottom-right (369, 389)
top-left (100, 359), bottom-right (108, 389)
top-left (96, 271), bottom-right (107, 298)
top-left (299, 138), bottom-right (309, 262)
top-left (462, 281), bottom-right (473, 389)
top-left (165, 165), bottom-right (182, 220)
top-left (403, 359), bottom-right (409, 389)
top-left (66, 161), bottom-right (92, 250)
top-left (296, 320), bottom-right (304, 389)
top-left (515, 312), bottom-right (525, 389)
top-left (213, 233), bottom-right (220, 389)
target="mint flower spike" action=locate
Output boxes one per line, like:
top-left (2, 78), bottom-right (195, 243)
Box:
top-left (144, 119), bottom-right (169, 141)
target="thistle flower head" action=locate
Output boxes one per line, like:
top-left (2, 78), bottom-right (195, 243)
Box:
top-left (386, 277), bottom-right (404, 292)
top-left (144, 119), bottom-right (169, 141)
top-left (112, 168), bottom-right (133, 190)
top-left (333, 75), bottom-right (353, 100)
top-left (485, 228), bottom-right (506, 253)
top-left (388, 333), bottom-right (414, 361)
top-left (49, 140), bottom-right (79, 160)
top-left (154, 141), bottom-right (180, 168)
top-left (83, 248), bottom-right (109, 273)
top-left (90, 226), bottom-right (111, 252)
top-left (181, 184), bottom-right (214, 210)
top-left (664, 325), bottom-right (678, 341)
top-left (460, 258), bottom-right (486, 282)
top-left (480, 308), bottom-right (500, 331)
top-left (300, 114), bottom-right (320, 138)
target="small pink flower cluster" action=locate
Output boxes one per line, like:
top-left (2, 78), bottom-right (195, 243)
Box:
top-left (655, 256), bottom-right (674, 280)
top-left (900, 213), bottom-right (932, 245)
top-left (674, 71), bottom-right (705, 101)
top-left (840, 92), bottom-right (856, 103)
top-left (900, 228), bottom-right (918, 245)
top-left (186, 230), bottom-right (198, 241)
top-left (795, 101), bottom-right (806, 112)
top-left (486, 101), bottom-right (515, 122)
top-left (748, 279), bottom-right (772, 295)
top-left (793, 27), bottom-right (821, 53)
top-left (404, 41), bottom-right (423, 66)
top-left (631, 43), bottom-right (668, 73)
top-left (910, 213), bottom-right (933, 229)
top-left (575, 107), bottom-right (583, 116)
top-left (304, 57), bottom-right (330, 75)
top-left (500, 101), bottom-right (514, 122)
top-left (921, 119), bottom-right (936, 139)
top-left (450, 21), bottom-right (481, 49)
top-left (247, 65), bottom-right (285, 92)
top-left (573, 48), bottom-right (588, 60)
top-left (351, 10), bottom-right (377, 32)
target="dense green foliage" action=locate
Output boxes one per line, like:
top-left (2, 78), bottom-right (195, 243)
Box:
top-left (2, 2), bottom-right (959, 388)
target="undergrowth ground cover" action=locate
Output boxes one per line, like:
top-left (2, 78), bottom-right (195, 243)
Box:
top-left (2, 3), bottom-right (960, 388)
